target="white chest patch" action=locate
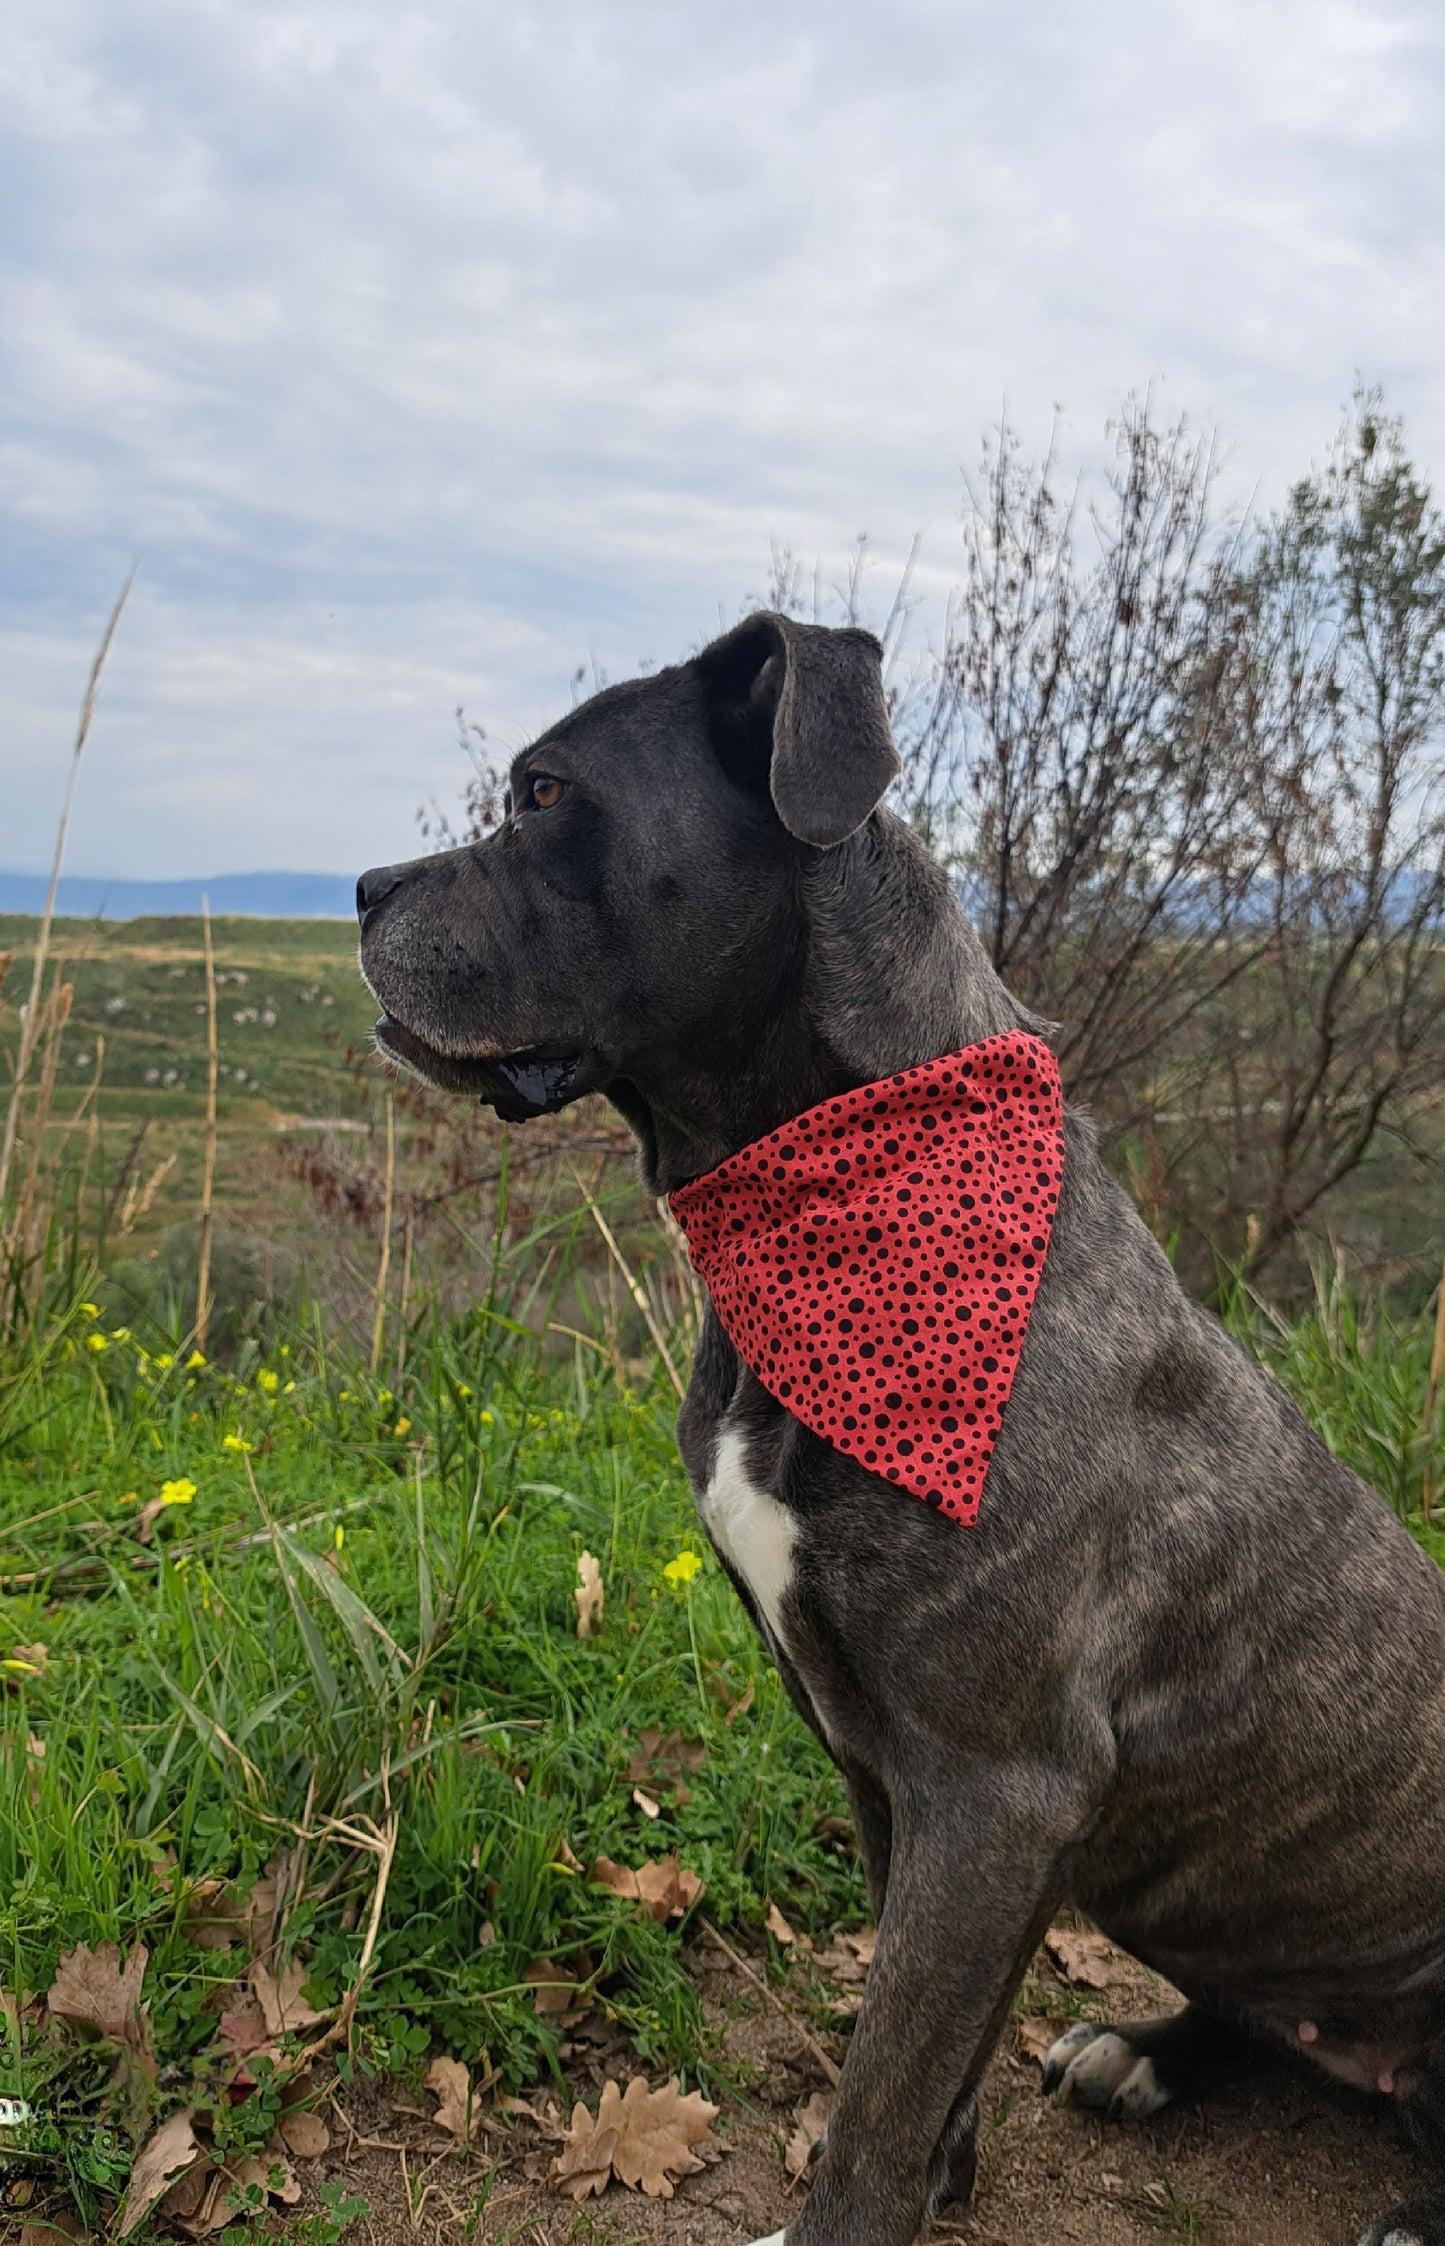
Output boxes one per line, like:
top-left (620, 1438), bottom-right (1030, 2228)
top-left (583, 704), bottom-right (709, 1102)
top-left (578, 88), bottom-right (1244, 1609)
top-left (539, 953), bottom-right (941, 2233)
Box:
top-left (700, 1423), bottom-right (797, 1654)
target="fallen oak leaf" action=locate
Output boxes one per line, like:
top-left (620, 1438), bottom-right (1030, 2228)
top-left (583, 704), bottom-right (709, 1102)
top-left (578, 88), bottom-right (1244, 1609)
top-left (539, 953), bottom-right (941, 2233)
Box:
top-left (217, 1996), bottom-right (272, 2060)
top-left (117, 2110), bottom-right (199, 2237)
top-left (249, 1959), bottom-right (331, 2036)
top-left (424, 2055), bottom-right (477, 2142)
top-left (591, 1852), bottom-right (704, 1923)
top-left (635, 1856), bottom-right (703, 1921)
top-left (609, 2075), bottom-right (721, 2198)
top-left (525, 1952), bottom-right (596, 2017)
top-left (47, 1940), bottom-right (152, 2055)
top-left (179, 1876), bottom-right (246, 1950)
top-left (1017, 2016), bottom-right (1064, 2067)
top-left (785, 2089), bottom-right (832, 2180)
top-left (1043, 1927), bottom-right (1122, 1990)
top-left (156, 2163), bottom-right (212, 2226)
top-left (840, 1925), bottom-right (877, 1968)
top-left (551, 2100), bottom-right (619, 2202)
top-left (764, 1901), bottom-right (797, 1946)
top-left (625, 1728), bottom-right (705, 1787)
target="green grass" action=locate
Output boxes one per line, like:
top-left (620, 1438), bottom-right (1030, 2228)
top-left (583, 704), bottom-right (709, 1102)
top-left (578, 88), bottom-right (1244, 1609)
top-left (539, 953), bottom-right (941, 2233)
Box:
top-left (0, 1247), bottom-right (863, 2215)
top-left (0, 1143), bottom-right (1440, 2224)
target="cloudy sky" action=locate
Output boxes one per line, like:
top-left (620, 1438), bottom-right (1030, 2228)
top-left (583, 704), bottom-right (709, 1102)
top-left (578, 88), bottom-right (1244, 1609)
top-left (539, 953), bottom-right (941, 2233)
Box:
top-left (3, 0), bottom-right (1443, 878)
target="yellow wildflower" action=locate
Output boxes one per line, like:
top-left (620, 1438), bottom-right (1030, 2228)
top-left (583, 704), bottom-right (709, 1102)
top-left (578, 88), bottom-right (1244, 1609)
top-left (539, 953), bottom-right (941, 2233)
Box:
top-left (86, 1334), bottom-right (108, 1353)
top-left (110, 1327), bottom-right (131, 1344)
top-left (393, 1417), bottom-right (411, 1437)
top-left (159, 1477), bottom-right (196, 1507)
top-left (256, 1368), bottom-right (279, 1395)
top-left (80, 1303), bottom-right (100, 1318)
top-left (663, 1550), bottom-right (703, 1587)
top-left (155, 1353), bottom-right (174, 1370)
top-left (221, 1434), bottom-right (251, 1454)
top-left (479, 1409), bottom-right (494, 1426)
top-left (185, 1350), bottom-right (206, 1371)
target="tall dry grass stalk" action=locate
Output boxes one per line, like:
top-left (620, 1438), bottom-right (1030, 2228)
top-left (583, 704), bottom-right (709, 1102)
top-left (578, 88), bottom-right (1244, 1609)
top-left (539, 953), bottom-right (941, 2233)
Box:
top-left (575, 1173), bottom-right (686, 1401)
top-left (369, 1091), bottom-right (395, 1376)
top-left (0, 573), bottom-right (133, 1213)
top-left (195, 895), bottom-right (219, 1352)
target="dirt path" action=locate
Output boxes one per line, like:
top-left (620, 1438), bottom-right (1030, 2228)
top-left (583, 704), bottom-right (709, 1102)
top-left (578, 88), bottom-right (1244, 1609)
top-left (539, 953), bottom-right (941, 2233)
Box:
top-left (272, 1936), bottom-right (1416, 2246)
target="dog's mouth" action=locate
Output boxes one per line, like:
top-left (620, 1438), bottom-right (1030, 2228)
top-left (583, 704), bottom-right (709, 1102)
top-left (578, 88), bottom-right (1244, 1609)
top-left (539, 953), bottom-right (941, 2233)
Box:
top-left (374, 1016), bottom-right (590, 1121)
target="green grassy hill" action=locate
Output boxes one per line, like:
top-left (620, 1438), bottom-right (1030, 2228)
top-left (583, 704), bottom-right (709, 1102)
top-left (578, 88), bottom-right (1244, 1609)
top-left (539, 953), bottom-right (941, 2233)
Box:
top-left (0, 912), bottom-right (376, 1123)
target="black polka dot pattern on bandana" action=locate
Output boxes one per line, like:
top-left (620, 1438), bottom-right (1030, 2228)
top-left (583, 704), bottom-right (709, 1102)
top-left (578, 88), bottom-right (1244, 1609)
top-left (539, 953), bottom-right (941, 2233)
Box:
top-left (669, 1031), bottom-right (1065, 1525)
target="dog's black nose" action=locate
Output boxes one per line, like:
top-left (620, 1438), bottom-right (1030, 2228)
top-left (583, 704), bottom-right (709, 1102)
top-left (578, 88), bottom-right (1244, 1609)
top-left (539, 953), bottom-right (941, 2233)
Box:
top-left (356, 864), bottom-right (406, 924)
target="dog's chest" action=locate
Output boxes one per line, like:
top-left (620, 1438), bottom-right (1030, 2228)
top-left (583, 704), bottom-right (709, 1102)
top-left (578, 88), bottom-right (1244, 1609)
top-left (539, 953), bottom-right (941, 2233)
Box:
top-left (698, 1422), bottom-right (797, 1657)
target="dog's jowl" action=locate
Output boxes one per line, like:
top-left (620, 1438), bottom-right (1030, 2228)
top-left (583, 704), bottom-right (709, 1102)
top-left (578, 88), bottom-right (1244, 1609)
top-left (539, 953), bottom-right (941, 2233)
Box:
top-left (358, 611), bottom-right (1445, 2246)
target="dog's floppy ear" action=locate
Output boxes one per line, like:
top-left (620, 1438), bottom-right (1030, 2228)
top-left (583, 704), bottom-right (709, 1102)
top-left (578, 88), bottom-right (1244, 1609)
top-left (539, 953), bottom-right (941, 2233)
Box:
top-left (697, 611), bottom-right (900, 847)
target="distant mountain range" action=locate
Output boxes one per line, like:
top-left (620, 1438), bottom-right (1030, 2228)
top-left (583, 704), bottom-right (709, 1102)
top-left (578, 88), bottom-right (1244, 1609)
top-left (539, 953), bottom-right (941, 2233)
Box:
top-left (0, 870), bottom-right (358, 920)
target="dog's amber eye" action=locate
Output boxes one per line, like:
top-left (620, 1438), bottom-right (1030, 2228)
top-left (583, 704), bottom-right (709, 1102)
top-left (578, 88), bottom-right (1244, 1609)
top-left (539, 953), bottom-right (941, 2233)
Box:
top-left (530, 774), bottom-right (565, 810)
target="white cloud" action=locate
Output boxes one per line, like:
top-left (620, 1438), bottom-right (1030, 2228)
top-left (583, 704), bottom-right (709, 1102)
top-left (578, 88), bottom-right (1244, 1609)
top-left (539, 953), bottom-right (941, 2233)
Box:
top-left (2, 0), bottom-right (1443, 873)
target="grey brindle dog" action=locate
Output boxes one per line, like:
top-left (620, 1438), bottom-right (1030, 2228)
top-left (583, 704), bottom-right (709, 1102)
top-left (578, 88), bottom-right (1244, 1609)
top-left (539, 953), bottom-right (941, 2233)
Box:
top-left (357, 615), bottom-right (1445, 2246)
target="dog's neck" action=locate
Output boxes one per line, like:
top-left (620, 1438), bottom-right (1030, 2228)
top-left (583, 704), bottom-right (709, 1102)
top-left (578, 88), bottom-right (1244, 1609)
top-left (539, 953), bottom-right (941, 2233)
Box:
top-left (609, 814), bottom-right (1034, 1195)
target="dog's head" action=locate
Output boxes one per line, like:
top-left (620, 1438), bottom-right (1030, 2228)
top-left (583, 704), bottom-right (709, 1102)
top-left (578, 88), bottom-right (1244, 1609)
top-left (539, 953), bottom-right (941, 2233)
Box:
top-left (357, 613), bottom-right (900, 1153)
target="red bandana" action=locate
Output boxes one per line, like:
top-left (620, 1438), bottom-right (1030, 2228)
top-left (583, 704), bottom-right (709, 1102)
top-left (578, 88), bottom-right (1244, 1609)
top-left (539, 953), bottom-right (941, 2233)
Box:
top-left (668, 1031), bottom-right (1064, 1524)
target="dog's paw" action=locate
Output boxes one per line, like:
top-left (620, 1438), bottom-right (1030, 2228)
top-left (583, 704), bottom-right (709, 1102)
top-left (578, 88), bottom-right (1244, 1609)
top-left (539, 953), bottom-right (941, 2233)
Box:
top-left (1356, 2194), bottom-right (1445, 2246)
top-left (1041, 2022), bottom-right (1172, 2120)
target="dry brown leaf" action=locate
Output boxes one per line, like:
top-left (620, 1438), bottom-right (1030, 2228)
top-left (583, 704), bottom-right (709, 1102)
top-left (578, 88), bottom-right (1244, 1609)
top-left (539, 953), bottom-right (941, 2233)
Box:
top-left (5, 1641), bottom-right (48, 1683)
top-left (242, 1862), bottom-right (282, 1956)
top-left (634, 1857), bottom-right (704, 1922)
top-left (117, 2111), bottom-right (200, 2237)
top-left (525, 1953), bottom-right (596, 2017)
top-left (249, 1959), bottom-right (331, 2037)
top-left (424, 2055), bottom-right (477, 2141)
top-left (552, 2076), bottom-right (720, 2202)
top-left (217, 1995), bottom-right (272, 2060)
top-left (591, 1853), bottom-right (704, 1923)
top-left (609, 2075), bottom-right (720, 2197)
top-left (551, 2102), bottom-right (619, 2202)
top-left (1043, 1927), bottom-right (1121, 1989)
top-left (277, 2109), bottom-right (330, 2157)
top-left (632, 1787), bottom-right (661, 1819)
top-left (575, 1550), bottom-right (604, 1638)
top-left (269, 2154), bottom-right (301, 2205)
top-left (784, 2089), bottom-right (832, 2179)
top-left (764, 1901), bottom-right (796, 1946)
top-left (157, 2163), bottom-right (212, 2226)
top-left (48, 1941), bottom-right (151, 2053)
top-left (556, 1835), bottom-right (583, 1872)
top-left (625, 1728), bottom-right (706, 1787)
top-left (21, 2204), bottom-right (81, 2246)
top-left (180, 1877), bottom-right (245, 1951)
top-left (840, 1925), bottom-right (877, 1967)
top-left (1017, 2016), bottom-right (1063, 2067)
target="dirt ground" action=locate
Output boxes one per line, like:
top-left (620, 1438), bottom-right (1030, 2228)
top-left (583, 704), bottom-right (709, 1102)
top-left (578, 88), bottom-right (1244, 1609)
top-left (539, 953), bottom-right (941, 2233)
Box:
top-left (5, 1929), bottom-right (1419, 2246)
top-left (249, 1933), bottom-right (1418, 2246)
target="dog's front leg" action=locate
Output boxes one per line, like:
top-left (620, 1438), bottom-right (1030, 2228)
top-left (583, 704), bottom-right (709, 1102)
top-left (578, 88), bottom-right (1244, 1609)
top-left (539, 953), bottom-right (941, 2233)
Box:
top-left (782, 1766), bottom-right (1081, 2246)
